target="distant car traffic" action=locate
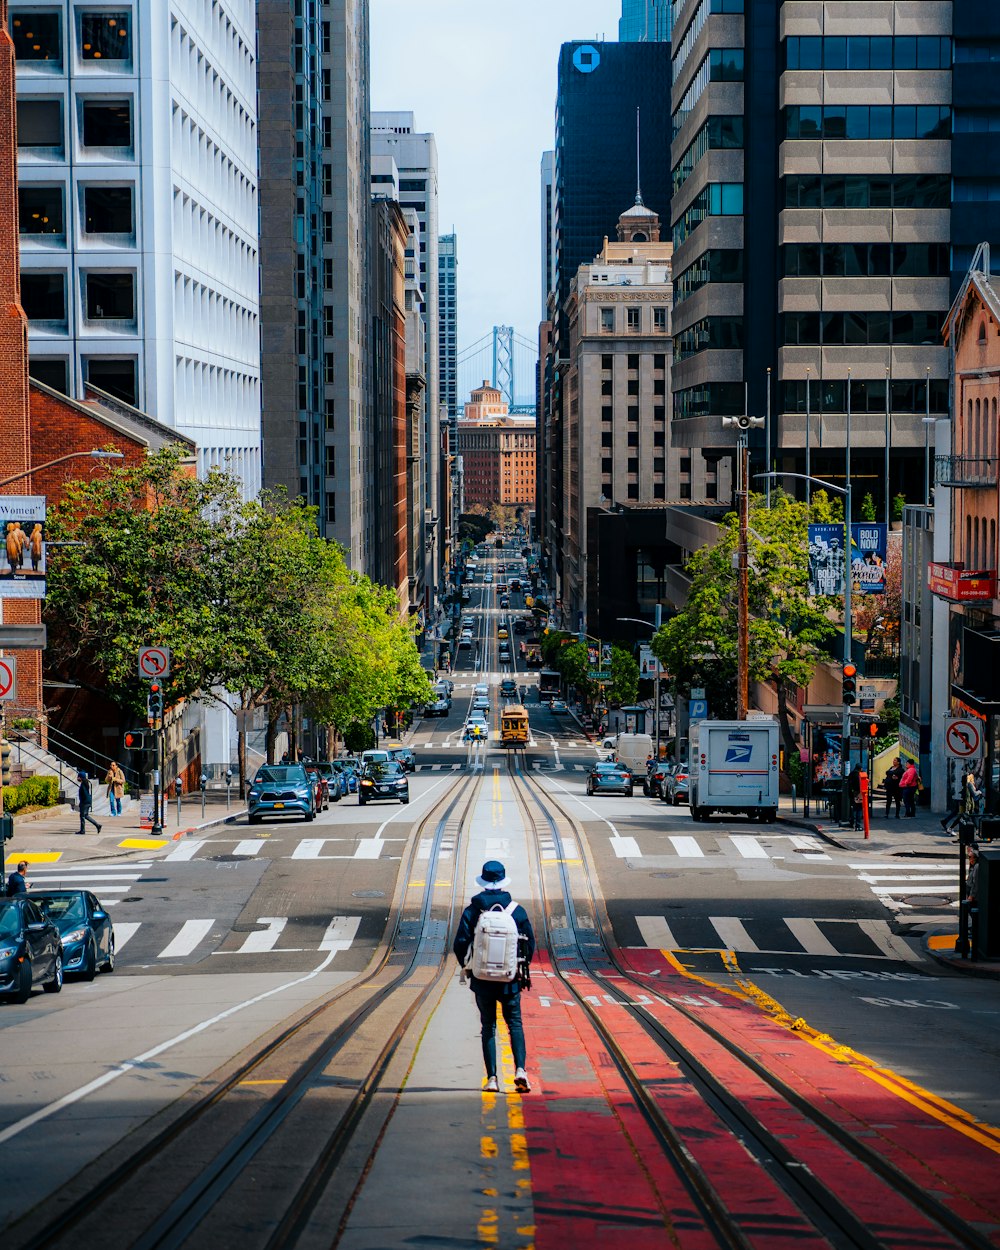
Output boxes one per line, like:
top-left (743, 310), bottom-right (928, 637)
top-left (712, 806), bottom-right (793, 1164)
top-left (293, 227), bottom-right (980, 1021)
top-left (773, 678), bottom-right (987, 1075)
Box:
top-left (500, 678), bottom-right (518, 698)
top-left (32, 889), bottom-right (115, 979)
top-left (424, 698), bottom-right (451, 717)
top-left (359, 760), bottom-right (410, 805)
top-left (472, 695), bottom-right (490, 712)
top-left (643, 761), bottom-right (672, 800)
top-left (248, 764), bottom-right (317, 824)
top-left (305, 764), bottom-right (330, 811)
top-left (586, 762), bottom-right (634, 797)
top-left (390, 746), bottom-right (416, 772)
top-left (665, 766), bottom-right (690, 805)
top-left (316, 761), bottom-right (349, 800)
top-left (550, 699), bottom-right (568, 714)
top-left (473, 684), bottom-right (489, 698)
top-left (0, 897), bottom-right (63, 1001)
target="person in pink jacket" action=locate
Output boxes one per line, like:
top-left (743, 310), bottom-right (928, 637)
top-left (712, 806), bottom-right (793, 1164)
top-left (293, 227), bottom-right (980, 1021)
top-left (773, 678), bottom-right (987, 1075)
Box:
top-left (899, 760), bottom-right (920, 817)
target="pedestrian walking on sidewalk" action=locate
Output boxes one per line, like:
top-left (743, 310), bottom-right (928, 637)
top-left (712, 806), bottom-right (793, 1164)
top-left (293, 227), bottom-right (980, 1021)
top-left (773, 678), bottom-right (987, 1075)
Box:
top-left (899, 760), bottom-right (920, 818)
top-left (76, 771), bottom-right (102, 835)
top-left (104, 761), bottom-right (125, 817)
top-left (884, 757), bottom-right (903, 819)
top-left (454, 860), bottom-right (535, 1094)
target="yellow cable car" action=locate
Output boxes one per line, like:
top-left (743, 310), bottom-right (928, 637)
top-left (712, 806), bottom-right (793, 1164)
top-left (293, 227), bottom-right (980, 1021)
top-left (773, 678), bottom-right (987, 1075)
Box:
top-left (500, 704), bottom-right (530, 747)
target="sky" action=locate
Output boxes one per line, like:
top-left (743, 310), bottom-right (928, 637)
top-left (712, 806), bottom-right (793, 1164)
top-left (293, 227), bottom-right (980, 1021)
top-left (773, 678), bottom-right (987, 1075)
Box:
top-left (370, 0), bottom-right (622, 400)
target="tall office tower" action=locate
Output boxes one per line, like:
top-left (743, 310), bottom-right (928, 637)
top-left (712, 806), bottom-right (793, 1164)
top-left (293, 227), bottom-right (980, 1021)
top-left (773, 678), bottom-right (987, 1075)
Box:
top-left (951, 4), bottom-right (1000, 288)
top-left (371, 112), bottom-right (441, 602)
top-left (258, 0), bottom-right (370, 559)
top-left (540, 39), bottom-right (671, 597)
top-left (668, 1), bottom-right (984, 513)
top-left (619, 0), bottom-right (671, 42)
top-left (540, 150), bottom-right (555, 319)
top-left (12, 1), bottom-right (262, 493)
top-left (438, 232), bottom-right (457, 421)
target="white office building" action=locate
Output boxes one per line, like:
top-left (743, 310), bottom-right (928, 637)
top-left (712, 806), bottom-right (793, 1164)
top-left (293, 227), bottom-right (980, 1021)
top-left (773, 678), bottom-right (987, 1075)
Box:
top-left (371, 111), bottom-right (441, 600)
top-left (12, 1), bottom-right (262, 494)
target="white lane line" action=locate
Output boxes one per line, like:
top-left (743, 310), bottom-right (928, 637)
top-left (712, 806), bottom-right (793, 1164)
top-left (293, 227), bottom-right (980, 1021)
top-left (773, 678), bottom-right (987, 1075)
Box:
top-left (866, 883), bottom-right (957, 895)
top-left (709, 916), bottom-right (759, 952)
top-left (669, 835), bottom-right (703, 858)
top-left (789, 835), bottom-right (831, 861)
top-left (784, 917), bottom-right (839, 957)
top-left (232, 840), bottom-right (265, 856)
top-left (165, 841), bottom-right (204, 862)
top-left (611, 836), bottom-right (641, 858)
top-left (858, 919), bottom-right (921, 962)
top-left (353, 838), bottom-right (383, 860)
top-left (158, 919), bottom-right (215, 959)
top-left (0, 948), bottom-right (344, 1145)
top-left (859, 873), bottom-right (954, 883)
top-left (636, 916), bottom-right (679, 949)
top-left (730, 835), bottom-right (768, 859)
top-left (848, 862), bottom-right (952, 870)
top-left (292, 839), bottom-right (329, 860)
top-left (319, 915), bottom-right (361, 954)
top-left (111, 922), bottom-right (140, 950)
top-left (233, 917), bottom-right (287, 954)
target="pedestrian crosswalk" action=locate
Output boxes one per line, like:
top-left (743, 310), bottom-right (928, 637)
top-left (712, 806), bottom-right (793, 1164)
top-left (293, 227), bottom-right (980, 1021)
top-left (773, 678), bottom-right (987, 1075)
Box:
top-left (609, 832), bottom-right (831, 863)
top-left (849, 859), bottom-right (958, 920)
top-left (26, 861), bottom-right (152, 906)
top-left (105, 911), bottom-right (366, 963)
top-left (634, 914), bottom-right (920, 962)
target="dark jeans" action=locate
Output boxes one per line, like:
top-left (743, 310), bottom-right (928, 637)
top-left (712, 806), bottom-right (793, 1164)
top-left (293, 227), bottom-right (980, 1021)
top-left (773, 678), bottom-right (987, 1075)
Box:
top-left (901, 786), bottom-right (917, 817)
top-left (885, 790), bottom-right (901, 818)
top-left (474, 987), bottom-right (526, 1076)
top-left (78, 803), bottom-right (100, 833)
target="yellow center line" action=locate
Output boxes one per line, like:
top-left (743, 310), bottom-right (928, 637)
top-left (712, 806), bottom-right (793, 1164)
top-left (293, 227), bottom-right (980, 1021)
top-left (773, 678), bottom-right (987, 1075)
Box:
top-left (238, 1079), bottom-right (287, 1086)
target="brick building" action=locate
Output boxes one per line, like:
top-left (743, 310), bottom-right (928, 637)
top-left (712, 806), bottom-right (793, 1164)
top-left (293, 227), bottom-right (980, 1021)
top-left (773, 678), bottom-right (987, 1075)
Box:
top-left (456, 382), bottom-right (536, 511)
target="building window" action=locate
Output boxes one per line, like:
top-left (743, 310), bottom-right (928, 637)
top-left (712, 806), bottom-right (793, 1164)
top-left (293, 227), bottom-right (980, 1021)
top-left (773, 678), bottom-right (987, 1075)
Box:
top-left (20, 271), bottom-right (66, 321)
top-left (654, 431), bottom-right (665, 447)
top-left (81, 98), bottom-right (131, 149)
top-left (628, 354), bottom-right (639, 370)
top-left (601, 353), bottom-right (613, 369)
top-left (79, 11), bottom-right (131, 62)
top-left (627, 484), bottom-right (639, 499)
top-left (627, 434), bottom-right (639, 449)
top-left (627, 307), bottom-right (640, 332)
top-left (627, 378), bottom-right (639, 395)
top-left (83, 184), bottom-right (132, 234)
top-left (602, 406), bottom-right (612, 422)
top-left (602, 458), bottom-right (613, 474)
top-left (325, 493), bottom-right (336, 524)
top-left (601, 431), bottom-right (613, 448)
top-left (654, 405), bottom-right (665, 422)
top-left (600, 307), bottom-right (614, 332)
top-left (654, 483), bottom-right (666, 499)
top-left (85, 271), bottom-right (135, 320)
top-left (84, 355), bottom-right (136, 405)
top-left (19, 184), bottom-right (63, 235)
top-left (325, 446), bottom-right (336, 477)
top-left (601, 378), bottom-right (612, 396)
top-left (628, 405), bottom-right (639, 422)
top-left (29, 356), bottom-right (68, 391)
top-left (16, 97), bottom-right (62, 149)
top-left (9, 10), bottom-right (61, 64)
top-left (653, 307), bottom-right (667, 332)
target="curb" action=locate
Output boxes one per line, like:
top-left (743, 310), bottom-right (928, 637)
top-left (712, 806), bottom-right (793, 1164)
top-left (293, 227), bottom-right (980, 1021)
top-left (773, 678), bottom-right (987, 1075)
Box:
top-left (10, 803), bottom-right (75, 826)
top-left (923, 931), bottom-right (1000, 981)
top-left (777, 814), bottom-right (850, 850)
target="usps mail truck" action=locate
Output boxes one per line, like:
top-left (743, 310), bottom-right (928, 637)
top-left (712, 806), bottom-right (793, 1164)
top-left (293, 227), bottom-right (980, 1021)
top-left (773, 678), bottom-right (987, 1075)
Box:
top-left (688, 717), bottom-right (780, 822)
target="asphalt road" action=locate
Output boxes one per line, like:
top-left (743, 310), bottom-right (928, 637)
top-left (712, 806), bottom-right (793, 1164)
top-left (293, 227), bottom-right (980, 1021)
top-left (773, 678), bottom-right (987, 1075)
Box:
top-left (2, 549), bottom-right (998, 1229)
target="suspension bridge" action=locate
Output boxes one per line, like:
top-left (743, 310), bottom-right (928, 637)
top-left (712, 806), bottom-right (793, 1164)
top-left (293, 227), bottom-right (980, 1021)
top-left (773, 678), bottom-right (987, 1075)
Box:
top-left (456, 326), bottom-right (538, 414)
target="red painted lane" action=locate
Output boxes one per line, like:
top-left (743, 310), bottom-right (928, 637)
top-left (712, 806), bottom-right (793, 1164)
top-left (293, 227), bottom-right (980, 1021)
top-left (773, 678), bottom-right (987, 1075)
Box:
top-left (520, 957), bottom-right (832, 1250)
top-left (621, 947), bottom-right (1000, 1243)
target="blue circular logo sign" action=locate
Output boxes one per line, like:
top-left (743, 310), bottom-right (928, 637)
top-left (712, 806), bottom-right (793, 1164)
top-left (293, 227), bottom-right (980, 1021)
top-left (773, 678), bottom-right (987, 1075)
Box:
top-left (573, 44), bottom-right (601, 74)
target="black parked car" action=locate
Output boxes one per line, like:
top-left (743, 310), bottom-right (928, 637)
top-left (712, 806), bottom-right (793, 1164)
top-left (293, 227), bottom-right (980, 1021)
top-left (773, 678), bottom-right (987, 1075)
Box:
top-left (0, 897), bottom-right (64, 1002)
top-left (32, 889), bottom-right (116, 980)
top-left (359, 760), bottom-right (410, 805)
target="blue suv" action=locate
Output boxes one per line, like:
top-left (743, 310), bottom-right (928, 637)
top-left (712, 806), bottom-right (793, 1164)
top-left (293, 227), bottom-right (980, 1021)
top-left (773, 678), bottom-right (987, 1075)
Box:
top-left (248, 764), bottom-right (317, 824)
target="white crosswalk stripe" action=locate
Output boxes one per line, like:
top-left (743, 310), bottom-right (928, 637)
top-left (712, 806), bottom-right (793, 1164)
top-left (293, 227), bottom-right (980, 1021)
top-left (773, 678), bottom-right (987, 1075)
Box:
top-left (158, 918), bottom-right (215, 958)
top-left (847, 859), bottom-right (957, 914)
top-left (28, 862), bottom-right (150, 907)
top-left (635, 914), bottom-right (920, 961)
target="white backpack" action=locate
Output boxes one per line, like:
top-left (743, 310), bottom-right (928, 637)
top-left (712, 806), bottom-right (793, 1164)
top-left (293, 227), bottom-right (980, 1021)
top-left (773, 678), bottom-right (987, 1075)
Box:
top-left (470, 901), bottom-right (519, 981)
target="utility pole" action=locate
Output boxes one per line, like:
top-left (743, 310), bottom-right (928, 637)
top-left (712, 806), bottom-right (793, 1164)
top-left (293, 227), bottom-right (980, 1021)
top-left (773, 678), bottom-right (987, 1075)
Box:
top-left (737, 433), bottom-right (750, 721)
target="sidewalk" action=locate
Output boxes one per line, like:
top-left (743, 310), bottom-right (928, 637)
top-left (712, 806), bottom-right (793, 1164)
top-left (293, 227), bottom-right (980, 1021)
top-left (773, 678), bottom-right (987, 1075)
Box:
top-left (777, 796), bottom-right (1000, 979)
top-left (1, 794), bottom-right (245, 868)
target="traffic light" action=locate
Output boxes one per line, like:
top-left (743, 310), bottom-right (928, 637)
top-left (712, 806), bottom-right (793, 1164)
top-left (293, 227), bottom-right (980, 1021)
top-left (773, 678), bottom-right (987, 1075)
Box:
top-left (123, 730), bottom-right (146, 751)
top-left (147, 682), bottom-right (164, 722)
top-left (859, 719), bottom-right (881, 738)
top-left (842, 663), bottom-right (857, 705)
top-left (1, 738), bottom-right (10, 786)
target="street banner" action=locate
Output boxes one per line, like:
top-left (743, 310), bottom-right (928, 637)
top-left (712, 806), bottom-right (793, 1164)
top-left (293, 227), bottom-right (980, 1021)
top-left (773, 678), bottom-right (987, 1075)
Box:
top-left (639, 645), bottom-right (663, 678)
top-left (807, 524), bottom-right (845, 597)
top-left (0, 496), bottom-right (46, 599)
top-left (851, 523), bottom-right (887, 595)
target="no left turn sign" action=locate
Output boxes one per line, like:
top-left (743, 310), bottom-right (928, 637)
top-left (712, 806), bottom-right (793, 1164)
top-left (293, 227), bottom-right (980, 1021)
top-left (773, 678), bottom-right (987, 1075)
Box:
top-left (0, 656), bottom-right (16, 702)
top-left (944, 717), bottom-right (983, 760)
top-left (138, 646), bottom-right (171, 680)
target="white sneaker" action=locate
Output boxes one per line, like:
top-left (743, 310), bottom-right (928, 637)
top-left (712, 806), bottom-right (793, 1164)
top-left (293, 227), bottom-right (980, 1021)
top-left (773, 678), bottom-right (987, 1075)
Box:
top-left (484, 1075), bottom-right (499, 1093)
top-left (514, 1068), bottom-right (531, 1092)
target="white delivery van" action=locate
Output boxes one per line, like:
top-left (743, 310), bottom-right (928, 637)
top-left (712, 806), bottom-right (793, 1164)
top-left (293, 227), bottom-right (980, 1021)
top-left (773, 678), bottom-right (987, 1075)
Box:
top-left (688, 717), bottom-right (779, 822)
top-left (613, 733), bottom-right (654, 783)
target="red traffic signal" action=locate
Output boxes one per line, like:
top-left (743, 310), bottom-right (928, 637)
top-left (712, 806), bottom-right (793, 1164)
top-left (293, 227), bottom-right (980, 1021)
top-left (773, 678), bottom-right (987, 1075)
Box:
top-left (124, 730), bottom-right (146, 750)
top-left (842, 662), bottom-right (858, 706)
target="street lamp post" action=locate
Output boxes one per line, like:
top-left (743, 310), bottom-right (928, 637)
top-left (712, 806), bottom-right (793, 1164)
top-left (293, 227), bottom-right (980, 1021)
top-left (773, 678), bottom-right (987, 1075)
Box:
top-left (0, 449), bottom-right (124, 490)
top-left (756, 470), bottom-right (853, 822)
top-left (618, 608), bottom-right (663, 758)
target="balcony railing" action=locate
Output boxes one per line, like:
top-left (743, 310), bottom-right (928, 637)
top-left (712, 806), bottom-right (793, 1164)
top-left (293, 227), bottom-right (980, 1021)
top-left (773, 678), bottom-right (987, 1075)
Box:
top-left (935, 455), bottom-right (998, 488)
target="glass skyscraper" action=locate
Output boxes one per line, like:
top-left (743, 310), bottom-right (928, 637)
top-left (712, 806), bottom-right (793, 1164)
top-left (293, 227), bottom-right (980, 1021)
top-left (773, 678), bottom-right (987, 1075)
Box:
top-left (619, 0), bottom-right (671, 42)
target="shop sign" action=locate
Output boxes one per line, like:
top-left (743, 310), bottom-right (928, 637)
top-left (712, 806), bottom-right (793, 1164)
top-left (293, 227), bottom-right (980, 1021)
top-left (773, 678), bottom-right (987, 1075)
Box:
top-left (927, 563), bottom-right (997, 602)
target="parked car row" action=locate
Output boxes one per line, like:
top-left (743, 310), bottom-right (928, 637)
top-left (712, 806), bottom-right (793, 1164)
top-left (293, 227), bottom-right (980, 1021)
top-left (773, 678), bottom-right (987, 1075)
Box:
top-left (1, 887), bottom-right (117, 1004)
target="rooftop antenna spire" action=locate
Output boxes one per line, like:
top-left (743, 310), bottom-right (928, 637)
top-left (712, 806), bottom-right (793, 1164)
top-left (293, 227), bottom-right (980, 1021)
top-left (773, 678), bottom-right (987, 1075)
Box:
top-left (635, 107), bottom-right (643, 205)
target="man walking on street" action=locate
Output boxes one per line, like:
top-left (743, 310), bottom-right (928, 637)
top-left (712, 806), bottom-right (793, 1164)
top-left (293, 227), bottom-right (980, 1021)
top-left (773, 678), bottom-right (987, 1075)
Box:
top-left (454, 860), bottom-right (535, 1094)
top-left (6, 859), bottom-right (28, 894)
top-left (77, 771), bottom-right (102, 835)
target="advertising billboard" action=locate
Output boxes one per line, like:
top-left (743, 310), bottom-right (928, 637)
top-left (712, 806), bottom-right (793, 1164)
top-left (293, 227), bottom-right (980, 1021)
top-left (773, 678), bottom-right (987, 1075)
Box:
top-left (0, 496), bottom-right (46, 599)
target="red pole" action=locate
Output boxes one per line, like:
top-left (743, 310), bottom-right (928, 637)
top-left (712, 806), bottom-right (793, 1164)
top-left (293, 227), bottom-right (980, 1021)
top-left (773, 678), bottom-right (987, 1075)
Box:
top-left (860, 770), bottom-right (870, 840)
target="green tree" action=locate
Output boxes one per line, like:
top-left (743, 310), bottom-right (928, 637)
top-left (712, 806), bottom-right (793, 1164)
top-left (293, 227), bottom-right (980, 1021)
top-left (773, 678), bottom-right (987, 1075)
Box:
top-left (860, 492), bottom-right (877, 522)
top-left (653, 491), bottom-right (839, 755)
top-left (609, 646), bottom-right (639, 707)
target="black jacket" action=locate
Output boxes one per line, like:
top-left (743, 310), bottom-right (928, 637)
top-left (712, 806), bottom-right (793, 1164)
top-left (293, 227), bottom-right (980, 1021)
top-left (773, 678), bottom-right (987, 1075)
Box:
top-left (454, 888), bottom-right (535, 997)
top-left (6, 871), bottom-right (26, 896)
top-left (78, 777), bottom-right (93, 808)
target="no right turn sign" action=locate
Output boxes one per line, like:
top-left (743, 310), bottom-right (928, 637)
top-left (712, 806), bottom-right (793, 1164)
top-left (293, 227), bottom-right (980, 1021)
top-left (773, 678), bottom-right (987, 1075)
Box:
top-left (0, 656), bottom-right (16, 702)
